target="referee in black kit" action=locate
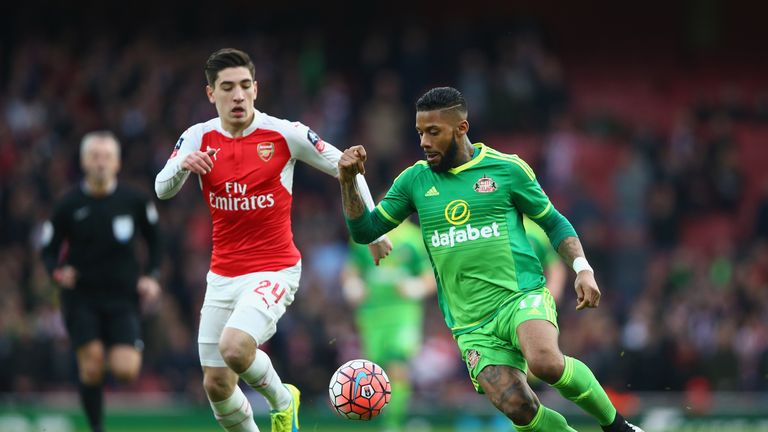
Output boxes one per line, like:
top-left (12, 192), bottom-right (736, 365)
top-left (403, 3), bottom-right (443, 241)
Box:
top-left (41, 131), bottom-right (161, 432)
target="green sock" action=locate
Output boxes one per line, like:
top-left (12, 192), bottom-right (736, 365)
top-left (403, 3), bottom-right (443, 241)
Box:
top-left (551, 356), bottom-right (617, 426)
top-left (514, 404), bottom-right (577, 431)
top-left (384, 378), bottom-right (410, 429)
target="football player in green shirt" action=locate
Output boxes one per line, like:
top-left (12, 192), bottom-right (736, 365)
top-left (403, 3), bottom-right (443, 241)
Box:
top-left (342, 219), bottom-right (435, 431)
top-left (336, 87), bottom-right (642, 432)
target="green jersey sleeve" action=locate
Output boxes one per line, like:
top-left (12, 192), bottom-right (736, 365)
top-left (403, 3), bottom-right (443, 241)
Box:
top-left (374, 162), bottom-right (421, 225)
top-left (507, 156), bottom-right (577, 250)
top-left (507, 156), bottom-right (552, 220)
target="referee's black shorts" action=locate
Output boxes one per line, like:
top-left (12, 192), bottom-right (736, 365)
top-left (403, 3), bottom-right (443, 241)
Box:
top-left (61, 291), bottom-right (143, 350)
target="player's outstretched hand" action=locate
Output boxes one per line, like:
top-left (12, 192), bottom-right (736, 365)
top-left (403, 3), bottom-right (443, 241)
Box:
top-left (53, 265), bottom-right (77, 289)
top-left (338, 145), bottom-right (367, 183)
top-left (137, 275), bottom-right (161, 311)
top-left (181, 148), bottom-right (217, 175)
top-left (574, 270), bottom-right (600, 310)
top-left (368, 236), bottom-right (393, 266)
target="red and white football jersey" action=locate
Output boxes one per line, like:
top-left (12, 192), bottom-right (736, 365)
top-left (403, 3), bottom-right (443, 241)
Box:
top-left (155, 110), bottom-right (375, 277)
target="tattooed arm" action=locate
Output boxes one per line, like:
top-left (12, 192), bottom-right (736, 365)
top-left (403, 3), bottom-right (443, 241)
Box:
top-left (340, 174), bottom-right (367, 219)
top-left (338, 145), bottom-right (399, 247)
top-left (556, 236), bottom-right (585, 267)
top-left (338, 145), bottom-right (370, 219)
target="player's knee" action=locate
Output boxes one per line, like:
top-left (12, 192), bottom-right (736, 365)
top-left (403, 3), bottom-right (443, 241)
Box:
top-left (79, 363), bottom-right (105, 385)
top-left (203, 372), bottom-right (236, 400)
top-left (218, 332), bottom-right (256, 373)
top-left (218, 343), bottom-right (253, 373)
top-left (527, 350), bottom-right (565, 384)
top-left (108, 348), bottom-right (142, 383)
top-left (112, 364), bottom-right (140, 383)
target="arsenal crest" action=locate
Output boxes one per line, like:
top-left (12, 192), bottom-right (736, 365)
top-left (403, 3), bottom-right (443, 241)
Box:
top-left (466, 349), bottom-right (481, 369)
top-left (257, 142), bottom-right (274, 162)
top-left (473, 175), bottom-right (497, 193)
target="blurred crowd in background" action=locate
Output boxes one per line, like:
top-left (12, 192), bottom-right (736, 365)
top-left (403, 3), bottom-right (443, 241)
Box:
top-left (1, 0), bottom-right (768, 414)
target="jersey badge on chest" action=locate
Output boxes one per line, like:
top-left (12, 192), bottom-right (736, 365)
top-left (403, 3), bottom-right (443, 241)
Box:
top-left (112, 215), bottom-right (134, 243)
top-left (257, 142), bottom-right (274, 162)
top-left (473, 175), bottom-right (497, 193)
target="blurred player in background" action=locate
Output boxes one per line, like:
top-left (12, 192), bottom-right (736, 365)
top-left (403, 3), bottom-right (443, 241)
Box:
top-left (154, 48), bottom-right (391, 432)
top-left (41, 131), bottom-right (162, 432)
top-left (337, 87), bottom-right (643, 432)
top-left (341, 218), bottom-right (435, 432)
top-left (524, 216), bottom-right (567, 303)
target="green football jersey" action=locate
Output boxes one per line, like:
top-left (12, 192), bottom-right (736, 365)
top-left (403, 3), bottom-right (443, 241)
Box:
top-left (371, 143), bottom-right (572, 335)
top-left (347, 219), bottom-right (430, 317)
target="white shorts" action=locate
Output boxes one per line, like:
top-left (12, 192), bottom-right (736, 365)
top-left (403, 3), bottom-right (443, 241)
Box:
top-left (198, 262), bottom-right (301, 367)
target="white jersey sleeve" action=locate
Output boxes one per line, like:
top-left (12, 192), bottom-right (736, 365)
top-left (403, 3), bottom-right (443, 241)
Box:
top-left (285, 122), bottom-right (377, 213)
top-left (155, 124), bottom-right (203, 199)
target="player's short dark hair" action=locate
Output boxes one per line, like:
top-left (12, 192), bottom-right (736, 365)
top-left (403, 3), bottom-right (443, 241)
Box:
top-left (204, 48), bottom-right (255, 87)
top-left (415, 87), bottom-right (467, 114)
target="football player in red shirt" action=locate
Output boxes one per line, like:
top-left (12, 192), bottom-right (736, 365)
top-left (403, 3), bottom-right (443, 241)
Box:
top-left (155, 48), bottom-right (391, 432)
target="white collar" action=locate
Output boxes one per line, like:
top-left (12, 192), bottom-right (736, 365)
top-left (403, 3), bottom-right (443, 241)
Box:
top-left (218, 109), bottom-right (262, 138)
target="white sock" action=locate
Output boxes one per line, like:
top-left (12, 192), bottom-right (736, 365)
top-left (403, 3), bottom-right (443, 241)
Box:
top-left (240, 349), bottom-right (291, 411)
top-left (209, 386), bottom-right (259, 432)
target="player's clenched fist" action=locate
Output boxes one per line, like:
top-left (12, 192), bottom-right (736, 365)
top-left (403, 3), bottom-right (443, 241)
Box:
top-left (182, 148), bottom-right (218, 175)
top-left (574, 270), bottom-right (601, 310)
top-left (338, 145), bottom-right (367, 183)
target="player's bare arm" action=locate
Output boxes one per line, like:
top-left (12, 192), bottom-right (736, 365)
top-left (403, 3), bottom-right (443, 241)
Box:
top-left (181, 148), bottom-right (217, 175)
top-left (338, 145), bottom-right (368, 219)
top-left (556, 236), bottom-right (586, 268)
top-left (337, 145), bottom-right (392, 264)
top-left (557, 236), bottom-right (600, 311)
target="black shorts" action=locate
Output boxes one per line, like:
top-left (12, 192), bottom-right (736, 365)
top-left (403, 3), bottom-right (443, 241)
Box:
top-left (61, 293), bottom-right (143, 350)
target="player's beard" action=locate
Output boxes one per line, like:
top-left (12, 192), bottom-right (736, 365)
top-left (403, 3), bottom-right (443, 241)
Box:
top-left (430, 135), bottom-right (459, 173)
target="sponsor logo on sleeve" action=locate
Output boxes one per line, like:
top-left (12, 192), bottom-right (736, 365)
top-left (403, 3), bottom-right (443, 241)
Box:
top-left (170, 137), bottom-right (184, 158)
top-left (307, 129), bottom-right (325, 152)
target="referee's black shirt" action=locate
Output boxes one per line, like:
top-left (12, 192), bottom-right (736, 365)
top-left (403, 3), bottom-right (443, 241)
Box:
top-left (42, 183), bottom-right (161, 299)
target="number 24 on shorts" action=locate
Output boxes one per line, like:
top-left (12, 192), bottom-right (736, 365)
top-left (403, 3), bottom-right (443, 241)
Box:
top-left (253, 279), bottom-right (286, 307)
